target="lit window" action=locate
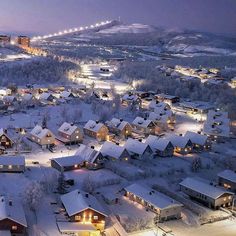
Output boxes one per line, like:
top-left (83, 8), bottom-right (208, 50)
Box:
top-left (8, 165), bottom-right (12, 169)
top-left (224, 197), bottom-right (226, 201)
top-left (76, 136), bottom-right (79, 139)
top-left (74, 164), bottom-right (78, 168)
top-left (12, 225), bottom-right (17, 230)
top-left (228, 196), bottom-right (232, 200)
top-left (93, 215), bottom-right (98, 220)
top-left (0, 165), bottom-right (3, 168)
top-left (75, 215), bottom-right (81, 221)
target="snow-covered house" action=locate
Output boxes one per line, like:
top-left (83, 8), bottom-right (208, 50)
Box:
top-left (132, 117), bottom-right (157, 135)
top-left (124, 138), bottom-right (152, 159)
top-left (2, 96), bottom-right (17, 106)
top-left (218, 170), bottom-right (236, 192)
top-left (0, 128), bottom-right (14, 149)
top-left (51, 145), bottom-right (103, 171)
top-left (100, 141), bottom-right (130, 161)
top-left (38, 92), bottom-right (55, 104)
top-left (166, 134), bottom-right (192, 155)
top-left (121, 93), bottom-right (141, 107)
top-left (60, 189), bottom-right (107, 231)
top-left (0, 156), bottom-right (25, 173)
top-left (124, 183), bottom-right (183, 222)
top-left (83, 120), bottom-right (109, 141)
top-left (148, 100), bottom-right (171, 112)
top-left (145, 135), bottom-right (174, 157)
top-left (0, 196), bottom-right (27, 234)
top-left (106, 118), bottom-right (132, 138)
top-left (29, 125), bottom-right (55, 147)
top-left (184, 131), bottom-right (211, 152)
top-left (155, 94), bottom-right (180, 105)
top-left (203, 110), bottom-right (230, 142)
top-left (57, 122), bottom-right (83, 144)
top-left (60, 91), bottom-right (75, 100)
top-left (180, 177), bottom-right (234, 209)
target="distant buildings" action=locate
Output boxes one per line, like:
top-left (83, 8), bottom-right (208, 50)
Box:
top-left (17, 36), bottom-right (30, 47)
top-left (0, 35), bottom-right (10, 44)
top-left (0, 156), bottom-right (25, 173)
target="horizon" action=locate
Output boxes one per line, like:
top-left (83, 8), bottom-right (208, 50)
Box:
top-left (0, 0), bottom-right (236, 37)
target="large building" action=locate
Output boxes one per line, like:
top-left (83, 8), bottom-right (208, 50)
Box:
top-left (17, 36), bottom-right (30, 47)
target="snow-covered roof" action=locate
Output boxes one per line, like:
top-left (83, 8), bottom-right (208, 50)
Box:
top-left (3, 96), bottom-right (16, 102)
top-left (22, 93), bottom-right (33, 101)
top-left (30, 125), bottom-right (54, 139)
top-left (218, 170), bottom-right (236, 183)
top-left (39, 92), bottom-right (53, 100)
top-left (125, 138), bottom-right (151, 155)
top-left (145, 135), bottom-right (173, 152)
top-left (0, 196), bottom-right (27, 227)
top-left (58, 122), bottom-right (79, 135)
top-left (132, 117), bottom-right (154, 128)
top-left (203, 110), bottom-right (230, 137)
top-left (184, 131), bottom-right (208, 146)
top-left (61, 189), bottom-right (107, 217)
top-left (84, 120), bottom-right (106, 133)
top-left (0, 156), bottom-right (25, 165)
top-left (57, 222), bottom-right (96, 233)
top-left (52, 155), bottom-right (84, 167)
top-left (180, 177), bottom-right (234, 200)
top-left (75, 144), bottom-right (101, 163)
top-left (148, 100), bottom-right (170, 111)
top-left (122, 93), bottom-right (139, 101)
top-left (148, 111), bottom-right (172, 123)
top-left (0, 128), bottom-right (12, 142)
top-left (124, 183), bottom-right (182, 210)
top-left (100, 141), bottom-right (128, 160)
top-left (179, 101), bottom-right (214, 112)
top-left (60, 91), bottom-right (73, 98)
top-left (165, 134), bottom-right (191, 148)
top-left (106, 118), bottom-right (130, 131)
top-left (156, 93), bottom-right (178, 100)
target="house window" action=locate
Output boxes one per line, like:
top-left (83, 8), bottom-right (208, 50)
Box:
top-left (228, 196), bottom-right (232, 200)
top-left (8, 165), bottom-right (12, 169)
top-left (12, 225), bottom-right (17, 230)
top-left (74, 164), bottom-right (78, 168)
top-left (0, 165), bottom-right (3, 168)
top-left (75, 215), bottom-right (81, 221)
top-left (76, 136), bottom-right (79, 139)
top-left (93, 215), bottom-right (98, 220)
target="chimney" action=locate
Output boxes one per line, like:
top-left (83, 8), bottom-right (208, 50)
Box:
top-left (116, 142), bottom-right (119, 146)
top-left (4, 129), bottom-right (7, 134)
top-left (139, 139), bottom-right (142, 142)
top-left (91, 146), bottom-right (95, 149)
top-left (96, 120), bottom-right (99, 124)
top-left (179, 134), bottom-right (183, 136)
top-left (144, 118), bottom-right (147, 120)
top-left (78, 191), bottom-right (80, 194)
top-left (85, 194), bottom-right (89, 198)
top-left (197, 131), bottom-right (201, 134)
top-left (9, 200), bottom-right (12, 206)
top-left (120, 118), bottom-right (123, 122)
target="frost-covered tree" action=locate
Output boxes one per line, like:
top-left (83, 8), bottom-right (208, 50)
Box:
top-left (191, 157), bottom-right (202, 172)
top-left (57, 172), bottom-right (66, 194)
top-left (82, 174), bottom-right (95, 193)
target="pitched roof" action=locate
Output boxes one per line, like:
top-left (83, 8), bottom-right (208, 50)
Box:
top-left (180, 177), bottom-right (234, 200)
top-left (218, 170), bottom-right (236, 183)
top-left (148, 101), bottom-right (170, 111)
top-left (30, 125), bottom-right (54, 139)
top-left (61, 189), bottom-right (107, 217)
top-left (132, 117), bottom-right (154, 128)
top-left (124, 183), bottom-right (182, 210)
top-left (125, 138), bottom-right (151, 155)
top-left (100, 141), bottom-right (128, 160)
top-left (107, 118), bottom-right (130, 131)
top-left (165, 134), bottom-right (191, 148)
top-left (58, 122), bottom-right (79, 135)
top-left (184, 131), bottom-right (208, 146)
top-left (75, 144), bottom-right (101, 163)
top-left (0, 196), bottom-right (27, 227)
top-left (84, 120), bottom-right (106, 133)
top-left (145, 135), bottom-right (173, 152)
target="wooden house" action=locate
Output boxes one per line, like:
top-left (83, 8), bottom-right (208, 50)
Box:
top-left (51, 144), bottom-right (103, 171)
top-left (166, 134), bottom-right (192, 155)
top-left (100, 141), bottom-right (130, 161)
top-left (184, 131), bottom-right (211, 152)
top-left (0, 196), bottom-right (27, 234)
top-left (132, 117), bottom-right (158, 135)
top-left (83, 120), bottom-right (109, 141)
top-left (121, 93), bottom-right (141, 107)
top-left (57, 122), bottom-right (83, 144)
top-left (155, 94), bottom-right (180, 105)
top-left (0, 156), bottom-right (25, 173)
top-left (180, 177), bottom-right (234, 209)
top-left (61, 189), bottom-right (107, 231)
top-left (106, 118), bottom-right (132, 138)
top-left (0, 129), bottom-right (14, 148)
top-left (145, 135), bottom-right (174, 157)
top-left (29, 125), bottom-right (55, 147)
top-left (124, 138), bottom-right (152, 159)
top-left (124, 183), bottom-right (183, 222)
top-left (218, 170), bottom-right (236, 192)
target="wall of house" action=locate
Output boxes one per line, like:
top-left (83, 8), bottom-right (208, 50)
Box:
top-left (214, 193), bottom-right (233, 208)
top-left (0, 164), bottom-right (25, 173)
top-left (159, 206), bottom-right (182, 221)
top-left (0, 134), bottom-right (13, 148)
top-left (157, 145), bottom-right (174, 157)
top-left (70, 209), bottom-right (106, 231)
top-left (0, 218), bottom-right (26, 234)
top-left (218, 177), bottom-right (236, 192)
top-left (58, 128), bottom-right (83, 143)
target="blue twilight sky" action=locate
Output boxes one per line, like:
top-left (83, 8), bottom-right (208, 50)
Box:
top-left (0, 0), bottom-right (236, 36)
